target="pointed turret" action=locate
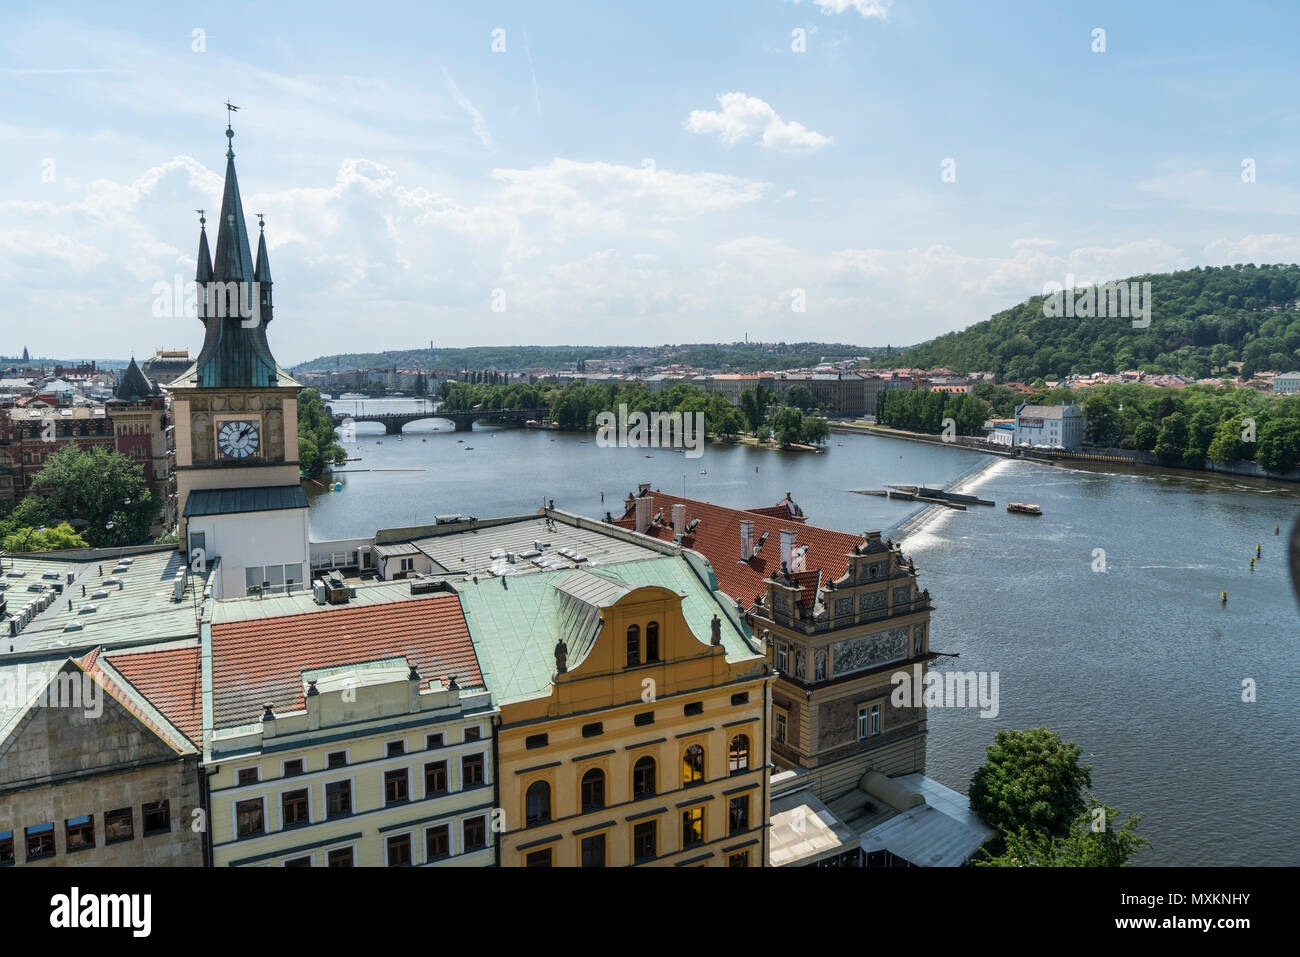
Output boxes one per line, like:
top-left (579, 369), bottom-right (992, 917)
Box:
top-left (196, 212), bottom-right (212, 284)
top-left (110, 357), bottom-right (159, 404)
top-left (212, 126), bottom-right (256, 284)
top-left (254, 214), bottom-right (271, 284)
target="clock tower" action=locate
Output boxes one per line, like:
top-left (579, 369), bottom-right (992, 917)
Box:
top-left (166, 120), bottom-right (309, 600)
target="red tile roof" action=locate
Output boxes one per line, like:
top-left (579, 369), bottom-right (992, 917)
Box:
top-left (210, 595), bottom-right (482, 730)
top-left (103, 645), bottom-right (203, 747)
top-left (79, 647), bottom-right (197, 752)
top-left (614, 490), bottom-right (867, 610)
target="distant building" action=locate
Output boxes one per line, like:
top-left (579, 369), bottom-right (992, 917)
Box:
top-left (1014, 402), bottom-right (1085, 450)
top-left (141, 350), bottom-right (194, 386)
top-left (1275, 371), bottom-right (1300, 395)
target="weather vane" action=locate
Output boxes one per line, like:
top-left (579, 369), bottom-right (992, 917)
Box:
top-left (195, 208), bottom-right (205, 226)
top-left (225, 100), bottom-right (240, 126)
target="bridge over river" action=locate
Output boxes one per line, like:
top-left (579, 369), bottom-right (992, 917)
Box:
top-left (328, 405), bottom-right (547, 435)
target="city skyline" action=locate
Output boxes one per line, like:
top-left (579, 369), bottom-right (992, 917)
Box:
top-left (3, 0), bottom-right (1299, 364)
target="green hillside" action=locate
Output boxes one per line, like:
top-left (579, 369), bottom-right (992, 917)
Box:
top-left (901, 264), bottom-right (1300, 381)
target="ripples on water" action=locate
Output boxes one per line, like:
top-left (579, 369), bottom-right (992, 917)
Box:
top-left (309, 401), bottom-right (1299, 865)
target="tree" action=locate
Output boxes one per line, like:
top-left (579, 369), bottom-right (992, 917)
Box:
top-left (802, 415), bottom-right (830, 445)
top-left (17, 445), bottom-right (154, 547)
top-left (770, 406), bottom-right (804, 447)
top-left (1083, 394), bottom-right (1120, 446)
top-left (784, 384), bottom-right (817, 410)
top-left (977, 799), bottom-right (1151, 867)
top-left (1256, 418), bottom-right (1300, 473)
top-left (2, 522), bottom-right (88, 553)
top-left (1207, 417), bottom-right (1246, 465)
top-left (297, 388), bottom-right (348, 476)
top-left (1153, 411), bottom-right (1189, 462)
top-left (739, 386), bottom-right (772, 436)
top-left (1133, 422), bottom-right (1158, 452)
top-left (969, 728), bottom-right (1092, 839)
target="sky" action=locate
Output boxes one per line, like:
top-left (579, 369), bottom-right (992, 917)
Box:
top-left (3, 0), bottom-right (1300, 365)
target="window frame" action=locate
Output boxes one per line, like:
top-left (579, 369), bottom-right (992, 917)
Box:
top-left (280, 787), bottom-right (311, 829)
top-left (325, 778), bottom-right (353, 819)
top-left (234, 796), bottom-right (266, 839)
top-left (384, 767), bottom-right (410, 806)
top-left (104, 807), bottom-right (134, 844)
top-left (425, 823), bottom-right (451, 861)
top-left (386, 832), bottom-right (413, 867)
top-left (632, 755), bottom-right (657, 798)
top-left (580, 767), bottom-right (606, 812)
top-left (524, 780), bottom-right (552, 828)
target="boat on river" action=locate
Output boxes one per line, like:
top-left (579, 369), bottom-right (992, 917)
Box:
top-left (1007, 502), bottom-right (1042, 515)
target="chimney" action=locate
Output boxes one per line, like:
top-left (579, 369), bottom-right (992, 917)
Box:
top-left (634, 496), bottom-right (652, 534)
top-left (637, 482), bottom-right (652, 495)
top-left (780, 529), bottom-right (796, 571)
top-left (740, 520), bottom-right (754, 561)
top-left (671, 504), bottom-right (686, 537)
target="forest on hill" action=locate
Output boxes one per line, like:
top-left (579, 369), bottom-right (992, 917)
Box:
top-left (900, 264), bottom-right (1300, 381)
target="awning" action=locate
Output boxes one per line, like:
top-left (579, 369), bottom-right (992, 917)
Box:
top-left (860, 804), bottom-right (992, 867)
top-left (769, 789), bottom-right (860, 867)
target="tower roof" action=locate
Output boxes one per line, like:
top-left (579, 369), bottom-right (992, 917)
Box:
top-left (196, 212), bottom-right (212, 283)
top-left (254, 215), bottom-right (271, 284)
top-left (212, 127), bottom-right (256, 284)
top-left (110, 357), bottom-right (160, 403)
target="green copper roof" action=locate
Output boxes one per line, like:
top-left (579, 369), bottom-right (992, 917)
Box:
top-left (455, 554), bottom-right (760, 707)
top-left (183, 484), bottom-right (308, 518)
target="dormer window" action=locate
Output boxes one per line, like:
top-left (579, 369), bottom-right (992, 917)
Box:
top-left (645, 621), bottom-right (660, 662)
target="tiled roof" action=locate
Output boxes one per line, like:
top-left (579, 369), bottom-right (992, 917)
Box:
top-left (614, 490), bottom-right (867, 611)
top-left (103, 644), bottom-right (203, 746)
top-left (78, 648), bottom-right (196, 755)
top-left (209, 595), bottom-right (482, 730)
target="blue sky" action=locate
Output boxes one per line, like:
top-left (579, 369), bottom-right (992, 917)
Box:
top-left (3, 0), bottom-right (1299, 364)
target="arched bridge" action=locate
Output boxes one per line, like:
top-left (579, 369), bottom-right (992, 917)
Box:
top-left (329, 406), bottom-right (547, 435)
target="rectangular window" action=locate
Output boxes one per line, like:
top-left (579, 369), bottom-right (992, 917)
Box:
top-left (142, 800), bottom-right (170, 836)
top-left (25, 823), bottom-right (55, 860)
top-left (237, 767), bottom-right (259, 786)
top-left (525, 733), bottom-right (548, 750)
top-left (581, 833), bottom-right (606, 867)
top-left (581, 722), bottom-right (603, 738)
top-left (777, 645), bottom-right (788, 672)
top-left (327, 750), bottom-right (347, 768)
top-left (775, 711), bottom-right (787, 744)
top-left (683, 701), bottom-right (703, 716)
top-left (236, 798), bottom-right (265, 837)
top-left (632, 821), bottom-right (657, 863)
top-left (463, 816), bottom-right (487, 850)
top-left (284, 856), bottom-right (312, 867)
top-left (426, 825), bottom-right (450, 860)
top-left (327, 847), bottom-right (354, 868)
top-left (730, 692), bottom-right (749, 706)
top-left (425, 760), bottom-right (448, 795)
top-left (65, 815), bottom-right (95, 852)
top-left (384, 768), bottom-right (409, 806)
top-left (0, 831), bottom-right (13, 866)
top-left (682, 806), bottom-right (705, 847)
top-left (871, 704), bottom-right (881, 736)
top-left (462, 754), bottom-right (484, 788)
top-left (525, 848), bottom-right (553, 867)
top-left (283, 758), bottom-right (304, 777)
top-left (386, 740), bottom-right (405, 756)
top-left (729, 795), bottom-right (750, 835)
top-left (326, 780), bottom-right (352, 818)
top-left (281, 789), bottom-right (310, 828)
top-left (858, 707), bottom-right (869, 740)
top-left (105, 808), bottom-right (134, 844)
top-left (463, 726), bottom-right (481, 742)
top-left (728, 850), bottom-right (750, 867)
top-left (386, 834), bottom-right (412, 867)
top-left (426, 732), bottom-right (444, 749)
top-left (634, 711), bottom-right (654, 727)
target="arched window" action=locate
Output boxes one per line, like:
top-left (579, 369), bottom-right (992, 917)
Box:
top-left (626, 624), bottom-right (640, 667)
top-left (632, 756), bottom-right (656, 797)
top-left (580, 768), bottom-right (605, 811)
top-left (524, 781), bottom-right (551, 827)
top-left (682, 744), bottom-right (705, 786)
top-left (729, 735), bottom-right (750, 774)
top-left (645, 621), bottom-right (660, 662)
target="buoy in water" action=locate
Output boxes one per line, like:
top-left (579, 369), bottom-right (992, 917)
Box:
top-left (1276, 524), bottom-right (1280, 535)
top-left (1256, 544), bottom-right (1261, 557)
top-left (333, 482), bottom-right (342, 492)
top-left (1221, 591), bottom-right (1228, 604)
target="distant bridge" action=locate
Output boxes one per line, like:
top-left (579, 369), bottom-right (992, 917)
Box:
top-left (328, 406), bottom-right (547, 435)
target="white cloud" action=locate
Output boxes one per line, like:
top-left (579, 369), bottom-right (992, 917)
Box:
top-left (788, 0), bottom-right (892, 21)
top-left (444, 71), bottom-right (496, 152)
top-left (1203, 233), bottom-right (1300, 264)
top-left (685, 93), bottom-right (833, 153)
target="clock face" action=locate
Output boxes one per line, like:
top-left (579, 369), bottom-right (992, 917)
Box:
top-left (217, 420), bottom-right (261, 459)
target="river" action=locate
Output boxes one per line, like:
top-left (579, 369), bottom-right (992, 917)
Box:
top-left (310, 398), bottom-right (1300, 865)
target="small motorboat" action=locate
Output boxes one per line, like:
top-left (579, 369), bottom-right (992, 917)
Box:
top-left (1007, 502), bottom-right (1042, 515)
